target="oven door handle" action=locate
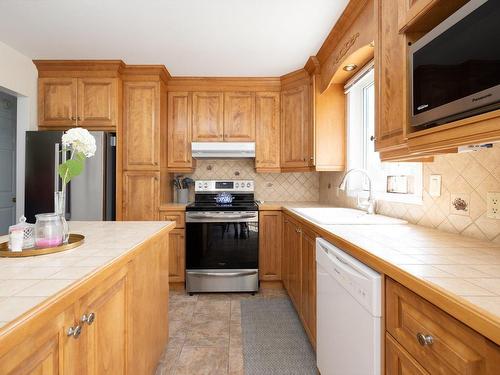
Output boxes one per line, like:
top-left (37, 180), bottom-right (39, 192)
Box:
top-left (188, 270), bottom-right (258, 277)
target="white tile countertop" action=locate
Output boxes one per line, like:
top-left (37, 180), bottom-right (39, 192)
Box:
top-left (0, 221), bottom-right (174, 330)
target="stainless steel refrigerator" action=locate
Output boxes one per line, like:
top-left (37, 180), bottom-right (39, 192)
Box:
top-left (25, 131), bottom-right (116, 223)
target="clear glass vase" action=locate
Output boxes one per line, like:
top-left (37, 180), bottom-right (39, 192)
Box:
top-left (54, 191), bottom-right (69, 244)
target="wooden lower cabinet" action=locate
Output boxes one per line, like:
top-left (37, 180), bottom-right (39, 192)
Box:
top-left (123, 171), bottom-right (160, 220)
top-left (79, 271), bottom-right (127, 374)
top-left (300, 227), bottom-right (316, 347)
top-left (259, 211), bottom-right (282, 281)
top-left (282, 213), bottom-right (317, 348)
top-left (283, 217), bottom-right (302, 308)
top-left (0, 230), bottom-right (170, 375)
top-left (0, 308), bottom-right (72, 375)
top-left (386, 277), bottom-right (500, 375)
top-left (168, 229), bottom-right (185, 283)
top-left (386, 333), bottom-right (429, 375)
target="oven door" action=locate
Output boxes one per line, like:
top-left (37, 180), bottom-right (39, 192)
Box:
top-left (185, 211), bottom-right (259, 270)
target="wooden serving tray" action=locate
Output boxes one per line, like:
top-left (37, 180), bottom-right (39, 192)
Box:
top-left (0, 234), bottom-right (85, 257)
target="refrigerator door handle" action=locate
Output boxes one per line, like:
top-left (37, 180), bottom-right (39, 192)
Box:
top-left (54, 143), bottom-right (60, 192)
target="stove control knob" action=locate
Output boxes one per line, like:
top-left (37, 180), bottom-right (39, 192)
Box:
top-left (203, 183), bottom-right (208, 189)
top-left (235, 183), bottom-right (239, 188)
top-left (246, 182), bottom-right (251, 188)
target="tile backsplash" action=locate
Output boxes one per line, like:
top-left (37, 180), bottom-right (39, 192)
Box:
top-left (176, 159), bottom-right (320, 202)
top-left (320, 146), bottom-right (500, 243)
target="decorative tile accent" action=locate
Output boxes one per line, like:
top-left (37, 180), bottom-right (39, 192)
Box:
top-left (320, 146), bottom-right (500, 242)
top-left (176, 160), bottom-right (320, 202)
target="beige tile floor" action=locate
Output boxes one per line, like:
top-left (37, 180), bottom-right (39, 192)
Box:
top-left (155, 287), bottom-right (288, 375)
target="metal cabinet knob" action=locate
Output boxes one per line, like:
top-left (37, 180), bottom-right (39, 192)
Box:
top-left (71, 116), bottom-right (76, 121)
top-left (370, 135), bottom-right (377, 141)
top-left (77, 116), bottom-right (81, 121)
top-left (67, 325), bottom-right (82, 339)
top-left (81, 312), bottom-right (96, 326)
top-left (416, 332), bottom-right (433, 346)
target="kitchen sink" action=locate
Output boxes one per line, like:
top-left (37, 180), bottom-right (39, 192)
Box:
top-left (290, 207), bottom-right (407, 225)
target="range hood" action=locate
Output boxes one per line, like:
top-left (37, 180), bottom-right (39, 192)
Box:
top-left (191, 142), bottom-right (255, 159)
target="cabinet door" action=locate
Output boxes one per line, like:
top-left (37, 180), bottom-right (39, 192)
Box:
top-left (169, 228), bottom-right (185, 283)
top-left (79, 271), bottom-right (127, 375)
top-left (282, 216), bottom-right (292, 290)
top-left (123, 81), bottom-right (160, 169)
top-left (255, 92), bottom-right (280, 171)
top-left (285, 218), bottom-right (302, 310)
top-left (386, 334), bottom-right (429, 375)
top-left (168, 92), bottom-right (192, 170)
top-left (223, 92), bottom-right (255, 141)
top-left (375, 0), bottom-right (406, 152)
top-left (123, 171), bottom-right (159, 220)
top-left (77, 78), bottom-right (118, 128)
top-left (0, 307), bottom-right (76, 375)
top-left (281, 85), bottom-right (311, 168)
top-left (192, 92), bottom-right (223, 141)
top-left (38, 77), bottom-right (77, 127)
top-left (259, 211), bottom-right (282, 281)
top-left (301, 227), bottom-right (316, 348)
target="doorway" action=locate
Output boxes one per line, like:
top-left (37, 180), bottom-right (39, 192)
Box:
top-left (0, 90), bottom-right (17, 234)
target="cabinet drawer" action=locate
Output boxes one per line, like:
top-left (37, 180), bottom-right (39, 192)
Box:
top-left (386, 333), bottom-right (429, 375)
top-left (386, 277), bottom-right (500, 375)
top-left (160, 211), bottom-right (185, 228)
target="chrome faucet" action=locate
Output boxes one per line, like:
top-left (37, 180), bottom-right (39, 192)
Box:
top-left (338, 169), bottom-right (376, 214)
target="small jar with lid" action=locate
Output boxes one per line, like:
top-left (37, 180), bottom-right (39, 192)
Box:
top-left (34, 213), bottom-right (63, 248)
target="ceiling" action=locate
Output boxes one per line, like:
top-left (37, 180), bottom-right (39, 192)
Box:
top-left (0, 0), bottom-right (349, 77)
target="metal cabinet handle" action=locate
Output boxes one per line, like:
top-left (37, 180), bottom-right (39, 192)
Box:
top-left (77, 116), bottom-right (81, 121)
top-left (67, 325), bottom-right (82, 339)
top-left (71, 116), bottom-right (76, 121)
top-left (81, 312), bottom-right (96, 325)
top-left (416, 333), bottom-right (433, 346)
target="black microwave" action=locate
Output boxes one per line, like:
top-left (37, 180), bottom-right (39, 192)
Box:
top-left (410, 0), bottom-right (500, 128)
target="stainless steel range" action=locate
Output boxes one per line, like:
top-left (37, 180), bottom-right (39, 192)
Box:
top-left (185, 180), bottom-right (259, 294)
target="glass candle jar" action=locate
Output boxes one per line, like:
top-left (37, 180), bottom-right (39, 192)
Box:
top-left (35, 213), bottom-right (63, 248)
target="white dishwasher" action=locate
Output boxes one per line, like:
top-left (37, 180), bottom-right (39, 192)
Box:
top-left (316, 238), bottom-right (382, 375)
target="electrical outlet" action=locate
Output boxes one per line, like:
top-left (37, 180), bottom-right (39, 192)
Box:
top-left (487, 192), bottom-right (500, 219)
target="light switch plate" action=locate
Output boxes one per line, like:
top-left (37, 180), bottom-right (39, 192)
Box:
top-left (429, 175), bottom-right (442, 197)
top-left (487, 192), bottom-right (500, 219)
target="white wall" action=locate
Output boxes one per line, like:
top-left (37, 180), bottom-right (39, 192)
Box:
top-left (0, 40), bottom-right (38, 220)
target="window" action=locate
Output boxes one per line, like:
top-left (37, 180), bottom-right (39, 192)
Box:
top-left (345, 63), bottom-right (423, 204)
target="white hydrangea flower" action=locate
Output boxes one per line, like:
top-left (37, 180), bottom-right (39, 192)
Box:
top-left (62, 127), bottom-right (96, 157)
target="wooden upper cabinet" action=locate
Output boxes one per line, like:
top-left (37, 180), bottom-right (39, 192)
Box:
top-left (167, 92), bottom-right (193, 170)
top-left (77, 78), bottom-right (118, 128)
top-left (255, 92), bottom-right (280, 171)
top-left (79, 271), bottom-right (127, 375)
top-left (38, 77), bottom-right (77, 127)
top-left (259, 211), bottom-right (282, 281)
top-left (122, 171), bottom-right (159, 220)
top-left (223, 92), bottom-right (255, 141)
top-left (39, 77), bottom-right (118, 129)
top-left (192, 92), bottom-right (224, 141)
top-left (281, 85), bottom-right (312, 169)
top-left (123, 81), bottom-right (160, 170)
top-left (375, 0), bottom-right (407, 153)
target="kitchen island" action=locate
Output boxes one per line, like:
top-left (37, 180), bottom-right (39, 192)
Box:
top-left (0, 221), bottom-right (174, 374)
